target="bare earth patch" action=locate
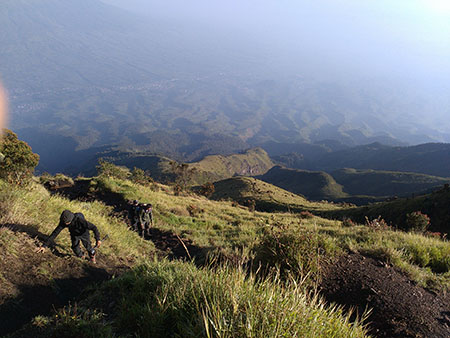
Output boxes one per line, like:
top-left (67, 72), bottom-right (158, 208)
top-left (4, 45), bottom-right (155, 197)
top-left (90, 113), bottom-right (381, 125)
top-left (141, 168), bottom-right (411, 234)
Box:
top-left (320, 253), bottom-right (450, 338)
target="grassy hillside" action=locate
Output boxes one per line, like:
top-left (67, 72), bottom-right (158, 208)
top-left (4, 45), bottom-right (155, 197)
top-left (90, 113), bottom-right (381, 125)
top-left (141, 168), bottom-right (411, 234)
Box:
top-left (1, 173), bottom-right (449, 337)
top-left (92, 147), bottom-right (273, 186)
top-left (324, 185), bottom-right (450, 236)
top-left (258, 165), bottom-right (348, 201)
top-left (189, 147), bottom-right (274, 184)
top-left (297, 142), bottom-right (450, 178)
top-left (210, 176), bottom-right (342, 213)
top-left (331, 168), bottom-right (450, 197)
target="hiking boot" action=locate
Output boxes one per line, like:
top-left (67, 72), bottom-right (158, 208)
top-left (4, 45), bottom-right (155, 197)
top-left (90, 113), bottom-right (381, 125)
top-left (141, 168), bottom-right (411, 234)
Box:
top-left (89, 255), bottom-right (96, 264)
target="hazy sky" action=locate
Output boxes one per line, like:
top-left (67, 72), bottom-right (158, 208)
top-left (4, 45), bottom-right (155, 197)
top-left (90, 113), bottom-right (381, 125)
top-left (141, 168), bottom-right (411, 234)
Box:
top-left (103, 0), bottom-right (450, 84)
top-left (99, 0), bottom-right (450, 132)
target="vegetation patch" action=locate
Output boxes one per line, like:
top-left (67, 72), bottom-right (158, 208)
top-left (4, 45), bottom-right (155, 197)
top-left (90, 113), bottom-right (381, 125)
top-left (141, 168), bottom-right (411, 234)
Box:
top-left (23, 261), bottom-right (369, 338)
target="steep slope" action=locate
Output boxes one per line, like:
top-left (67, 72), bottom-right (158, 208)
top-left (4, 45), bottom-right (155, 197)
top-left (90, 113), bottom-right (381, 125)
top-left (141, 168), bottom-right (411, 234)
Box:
top-left (1, 174), bottom-right (449, 337)
top-left (258, 165), bottom-right (348, 201)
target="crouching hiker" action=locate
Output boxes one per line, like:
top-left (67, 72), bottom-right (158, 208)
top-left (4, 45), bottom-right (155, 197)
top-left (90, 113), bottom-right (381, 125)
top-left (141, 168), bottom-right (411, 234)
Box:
top-left (138, 203), bottom-right (153, 238)
top-left (37, 210), bottom-right (102, 263)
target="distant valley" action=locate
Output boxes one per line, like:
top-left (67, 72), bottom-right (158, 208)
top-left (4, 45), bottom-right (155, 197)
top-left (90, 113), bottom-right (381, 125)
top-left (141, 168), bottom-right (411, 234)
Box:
top-left (2, 0), bottom-right (450, 177)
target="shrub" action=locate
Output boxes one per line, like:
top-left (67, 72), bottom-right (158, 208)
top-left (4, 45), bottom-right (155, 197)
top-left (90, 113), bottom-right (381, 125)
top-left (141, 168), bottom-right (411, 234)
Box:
top-left (199, 182), bottom-right (215, 198)
top-left (406, 211), bottom-right (430, 233)
top-left (39, 173), bottom-right (74, 190)
top-left (342, 217), bottom-right (356, 227)
top-left (130, 167), bottom-right (154, 186)
top-left (253, 225), bottom-right (325, 283)
top-left (187, 204), bottom-right (204, 217)
top-left (0, 129), bottom-right (39, 185)
top-left (365, 216), bottom-right (389, 230)
top-left (299, 211), bottom-right (314, 219)
top-left (96, 159), bottom-right (130, 180)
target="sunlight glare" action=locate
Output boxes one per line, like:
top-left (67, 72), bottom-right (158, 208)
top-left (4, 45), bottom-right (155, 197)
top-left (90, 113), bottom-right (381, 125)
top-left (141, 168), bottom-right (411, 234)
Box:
top-left (425, 0), bottom-right (450, 13)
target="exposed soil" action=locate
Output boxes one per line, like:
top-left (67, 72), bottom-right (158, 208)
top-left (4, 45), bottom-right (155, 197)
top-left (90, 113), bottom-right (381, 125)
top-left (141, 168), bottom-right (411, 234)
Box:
top-left (320, 253), bottom-right (450, 338)
top-left (0, 225), bottom-right (130, 336)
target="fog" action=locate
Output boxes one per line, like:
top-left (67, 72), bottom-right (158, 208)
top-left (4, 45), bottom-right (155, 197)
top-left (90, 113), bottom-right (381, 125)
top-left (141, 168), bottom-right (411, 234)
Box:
top-left (102, 0), bottom-right (450, 132)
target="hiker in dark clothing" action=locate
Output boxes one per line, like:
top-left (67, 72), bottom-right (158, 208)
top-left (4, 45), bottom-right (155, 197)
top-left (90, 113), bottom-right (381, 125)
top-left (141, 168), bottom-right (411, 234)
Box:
top-left (138, 203), bottom-right (153, 238)
top-left (38, 210), bottom-right (101, 263)
top-left (127, 200), bottom-right (139, 229)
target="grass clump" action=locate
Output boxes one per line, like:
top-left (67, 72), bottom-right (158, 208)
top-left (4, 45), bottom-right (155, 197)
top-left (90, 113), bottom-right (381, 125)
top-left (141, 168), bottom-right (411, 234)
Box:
top-left (253, 223), bottom-right (336, 285)
top-left (27, 305), bottom-right (113, 338)
top-left (73, 260), bottom-right (369, 338)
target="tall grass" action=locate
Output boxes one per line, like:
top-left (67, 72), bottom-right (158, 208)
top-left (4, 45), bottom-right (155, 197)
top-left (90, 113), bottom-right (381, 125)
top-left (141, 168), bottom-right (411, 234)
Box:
top-left (95, 176), bottom-right (450, 291)
top-left (40, 260), bottom-right (369, 338)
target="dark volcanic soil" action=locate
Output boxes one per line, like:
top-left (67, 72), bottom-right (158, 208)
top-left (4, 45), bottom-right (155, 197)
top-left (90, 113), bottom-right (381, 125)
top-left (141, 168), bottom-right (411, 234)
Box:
top-left (0, 226), bottom-right (129, 336)
top-left (320, 253), bottom-right (450, 338)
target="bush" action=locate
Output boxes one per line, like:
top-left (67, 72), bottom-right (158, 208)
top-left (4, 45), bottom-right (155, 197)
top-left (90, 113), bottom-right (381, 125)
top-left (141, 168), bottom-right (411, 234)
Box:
top-left (96, 159), bottom-right (130, 180)
top-left (199, 182), bottom-right (215, 198)
top-left (0, 129), bottom-right (39, 185)
top-left (39, 173), bottom-right (74, 190)
top-left (253, 225), bottom-right (326, 283)
top-left (342, 217), bottom-right (356, 227)
top-left (365, 216), bottom-right (389, 230)
top-left (130, 167), bottom-right (154, 186)
top-left (187, 204), bottom-right (204, 217)
top-left (406, 211), bottom-right (430, 233)
top-left (299, 211), bottom-right (314, 219)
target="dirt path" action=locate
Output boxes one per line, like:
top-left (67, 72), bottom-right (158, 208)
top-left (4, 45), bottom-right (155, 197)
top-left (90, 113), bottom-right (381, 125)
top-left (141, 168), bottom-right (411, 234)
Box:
top-left (55, 180), bottom-right (206, 262)
top-left (320, 253), bottom-right (450, 338)
top-left (0, 226), bottom-right (129, 336)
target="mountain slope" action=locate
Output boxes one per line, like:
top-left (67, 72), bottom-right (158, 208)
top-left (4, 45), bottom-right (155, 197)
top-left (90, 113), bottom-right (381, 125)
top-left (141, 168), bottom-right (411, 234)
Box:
top-left (210, 176), bottom-right (341, 213)
top-left (1, 172), bottom-right (449, 337)
top-left (331, 168), bottom-right (450, 197)
top-left (258, 166), bottom-right (348, 201)
top-left (296, 142), bottom-right (450, 177)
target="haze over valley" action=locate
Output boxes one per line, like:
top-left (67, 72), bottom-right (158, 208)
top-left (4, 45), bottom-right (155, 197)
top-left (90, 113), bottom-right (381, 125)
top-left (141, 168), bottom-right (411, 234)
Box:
top-left (1, 0), bottom-right (450, 173)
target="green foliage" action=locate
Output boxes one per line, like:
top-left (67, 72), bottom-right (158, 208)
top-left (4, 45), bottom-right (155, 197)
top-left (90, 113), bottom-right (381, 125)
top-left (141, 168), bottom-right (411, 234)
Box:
top-left (0, 129), bottom-right (39, 185)
top-left (96, 159), bottom-right (130, 180)
top-left (406, 211), bottom-right (430, 233)
top-left (130, 167), bottom-right (154, 186)
top-left (254, 225), bottom-right (329, 284)
top-left (31, 304), bottom-right (112, 338)
top-left (324, 187), bottom-right (450, 236)
top-left (170, 162), bottom-right (197, 190)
